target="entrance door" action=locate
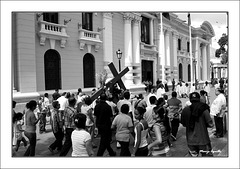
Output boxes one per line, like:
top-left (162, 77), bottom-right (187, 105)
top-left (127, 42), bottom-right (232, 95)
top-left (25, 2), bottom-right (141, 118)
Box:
top-left (142, 60), bottom-right (153, 83)
top-left (44, 49), bottom-right (61, 90)
top-left (83, 53), bottom-right (95, 88)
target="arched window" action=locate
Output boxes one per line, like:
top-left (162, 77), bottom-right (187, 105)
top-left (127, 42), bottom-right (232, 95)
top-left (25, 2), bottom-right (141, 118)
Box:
top-left (179, 63), bottom-right (183, 81)
top-left (188, 64), bottom-right (191, 82)
top-left (44, 49), bottom-right (61, 90)
top-left (83, 53), bottom-right (95, 88)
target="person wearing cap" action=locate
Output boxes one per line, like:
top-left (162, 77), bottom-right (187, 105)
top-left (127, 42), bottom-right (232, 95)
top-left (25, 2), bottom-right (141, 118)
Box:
top-left (210, 85), bottom-right (226, 138)
top-left (181, 92), bottom-right (214, 157)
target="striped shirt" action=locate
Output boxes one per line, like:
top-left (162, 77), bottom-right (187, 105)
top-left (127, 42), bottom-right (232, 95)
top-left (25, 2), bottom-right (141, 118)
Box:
top-left (71, 129), bottom-right (91, 156)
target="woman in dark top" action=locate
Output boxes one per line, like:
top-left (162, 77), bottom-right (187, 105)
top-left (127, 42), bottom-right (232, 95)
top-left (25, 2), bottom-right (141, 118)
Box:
top-left (24, 100), bottom-right (41, 156)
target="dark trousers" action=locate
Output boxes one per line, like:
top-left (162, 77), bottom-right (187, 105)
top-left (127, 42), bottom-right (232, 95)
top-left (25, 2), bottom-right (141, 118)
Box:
top-left (214, 116), bottom-right (224, 137)
top-left (24, 132), bottom-right (36, 156)
top-left (39, 113), bottom-right (47, 132)
top-left (118, 141), bottom-right (131, 156)
top-left (50, 129), bottom-right (64, 151)
top-left (16, 136), bottom-right (27, 151)
top-left (59, 128), bottom-right (74, 156)
top-left (135, 145), bottom-right (149, 156)
top-left (97, 127), bottom-right (115, 156)
top-left (171, 118), bottom-right (180, 138)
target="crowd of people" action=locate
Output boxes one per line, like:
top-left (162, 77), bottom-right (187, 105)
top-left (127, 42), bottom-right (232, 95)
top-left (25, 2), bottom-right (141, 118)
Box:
top-left (12, 77), bottom-right (228, 157)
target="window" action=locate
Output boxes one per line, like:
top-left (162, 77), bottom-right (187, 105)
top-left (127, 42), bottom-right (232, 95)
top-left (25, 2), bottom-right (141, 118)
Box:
top-left (83, 53), bottom-right (95, 88)
top-left (187, 42), bottom-right (190, 52)
top-left (179, 63), bottom-right (183, 81)
top-left (141, 16), bottom-right (150, 44)
top-left (178, 39), bottom-right (181, 50)
top-left (43, 13), bottom-right (58, 24)
top-left (82, 13), bottom-right (93, 31)
top-left (44, 49), bottom-right (61, 90)
top-left (188, 64), bottom-right (191, 81)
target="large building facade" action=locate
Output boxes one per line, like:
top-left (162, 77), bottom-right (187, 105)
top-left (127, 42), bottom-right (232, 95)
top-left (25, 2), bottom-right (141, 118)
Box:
top-left (12, 12), bottom-right (215, 100)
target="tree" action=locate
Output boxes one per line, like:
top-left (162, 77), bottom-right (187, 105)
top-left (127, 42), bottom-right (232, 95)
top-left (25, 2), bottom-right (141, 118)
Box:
top-left (215, 33), bottom-right (228, 64)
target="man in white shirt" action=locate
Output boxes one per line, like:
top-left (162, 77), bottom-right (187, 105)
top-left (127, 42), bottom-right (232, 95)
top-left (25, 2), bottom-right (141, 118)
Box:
top-left (57, 92), bottom-right (68, 123)
top-left (144, 95), bottom-right (157, 128)
top-left (210, 85), bottom-right (226, 138)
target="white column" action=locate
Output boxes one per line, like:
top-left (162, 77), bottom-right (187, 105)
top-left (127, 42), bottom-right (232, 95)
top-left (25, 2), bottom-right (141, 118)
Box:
top-left (123, 13), bottom-right (134, 86)
top-left (172, 31), bottom-right (178, 80)
top-left (202, 44), bottom-right (207, 81)
top-left (102, 13), bottom-right (113, 64)
top-left (132, 14), bottom-right (141, 64)
top-left (195, 38), bottom-right (199, 81)
top-left (206, 44), bottom-right (210, 80)
top-left (158, 14), bottom-right (165, 81)
top-left (132, 14), bottom-right (142, 85)
top-left (165, 29), bottom-right (170, 66)
top-left (150, 18), bottom-right (154, 45)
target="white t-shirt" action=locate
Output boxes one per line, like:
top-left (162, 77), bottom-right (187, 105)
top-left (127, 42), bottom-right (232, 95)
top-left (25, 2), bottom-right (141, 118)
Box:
top-left (57, 96), bottom-right (68, 111)
top-left (71, 129), bottom-right (91, 157)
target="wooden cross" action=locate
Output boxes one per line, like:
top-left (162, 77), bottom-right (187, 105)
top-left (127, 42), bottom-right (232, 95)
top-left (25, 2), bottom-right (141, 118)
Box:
top-left (90, 62), bottom-right (129, 101)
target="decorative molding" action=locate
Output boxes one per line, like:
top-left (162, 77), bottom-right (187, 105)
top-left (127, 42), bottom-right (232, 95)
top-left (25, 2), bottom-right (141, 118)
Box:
top-left (103, 13), bottom-right (113, 19)
top-left (132, 14), bottom-right (142, 24)
top-left (123, 13), bottom-right (134, 21)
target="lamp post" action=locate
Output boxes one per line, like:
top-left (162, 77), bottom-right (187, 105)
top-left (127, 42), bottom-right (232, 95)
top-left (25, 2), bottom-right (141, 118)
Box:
top-left (193, 58), bottom-right (197, 90)
top-left (116, 49), bottom-right (122, 72)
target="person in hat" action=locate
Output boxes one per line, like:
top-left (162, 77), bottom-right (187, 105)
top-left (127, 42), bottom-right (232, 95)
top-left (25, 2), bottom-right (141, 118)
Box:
top-left (210, 85), bottom-right (226, 138)
top-left (181, 92), bottom-right (214, 157)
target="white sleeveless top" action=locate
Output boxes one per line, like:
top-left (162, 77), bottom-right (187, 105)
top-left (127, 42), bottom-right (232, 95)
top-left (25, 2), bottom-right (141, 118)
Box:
top-left (134, 122), bottom-right (148, 148)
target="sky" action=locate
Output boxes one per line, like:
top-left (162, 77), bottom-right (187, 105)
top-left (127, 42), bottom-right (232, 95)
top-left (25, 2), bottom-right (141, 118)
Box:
top-left (175, 12), bottom-right (228, 50)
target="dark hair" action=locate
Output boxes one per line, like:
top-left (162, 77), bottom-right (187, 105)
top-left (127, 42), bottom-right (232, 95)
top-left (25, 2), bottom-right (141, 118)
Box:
top-left (55, 89), bottom-right (59, 92)
top-left (100, 93), bottom-right (107, 101)
top-left (74, 113), bottom-right (86, 129)
top-left (68, 97), bottom-right (76, 106)
top-left (205, 81), bottom-right (208, 85)
top-left (172, 91), bottom-right (177, 98)
top-left (163, 95), bottom-right (168, 101)
top-left (135, 106), bottom-right (146, 117)
top-left (157, 98), bottom-right (165, 107)
top-left (149, 96), bottom-right (157, 104)
top-left (52, 101), bottom-right (59, 108)
top-left (121, 104), bottom-right (129, 114)
top-left (44, 93), bottom-right (48, 97)
top-left (84, 96), bottom-right (92, 106)
top-left (137, 93), bottom-right (143, 99)
top-left (153, 107), bottom-right (171, 134)
top-left (14, 112), bottom-right (23, 122)
top-left (77, 88), bottom-right (82, 95)
top-left (190, 92), bottom-right (200, 103)
top-left (200, 90), bottom-right (206, 96)
top-left (123, 91), bottom-right (130, 100)
top-left (12, 101), bottom-right (17, 108)
top-left (26, 100), bottom-right (37, 111)
top-left (62, 92), bottom-right (66, 96)
top-left (66, 92), bottom-right (71, 99)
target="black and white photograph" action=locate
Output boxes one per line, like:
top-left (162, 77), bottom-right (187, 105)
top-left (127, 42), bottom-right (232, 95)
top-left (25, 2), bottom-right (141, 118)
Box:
top-left (1, 1), bottom-right (239, 168)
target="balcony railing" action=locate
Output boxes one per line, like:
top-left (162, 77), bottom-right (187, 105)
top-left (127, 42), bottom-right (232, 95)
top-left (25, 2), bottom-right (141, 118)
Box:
top-left (78, 28), bottom-right (102, 52)
top-left (38, 20), bottom-right (69, 48)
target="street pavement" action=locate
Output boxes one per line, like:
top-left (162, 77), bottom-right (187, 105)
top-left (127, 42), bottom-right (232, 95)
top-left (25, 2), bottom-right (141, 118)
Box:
top-left (13, 86), bottom-right (228, 157)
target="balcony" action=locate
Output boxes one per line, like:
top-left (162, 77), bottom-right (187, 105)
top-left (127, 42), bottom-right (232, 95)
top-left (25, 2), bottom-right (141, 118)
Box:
top-left (78, 28), bottom-right (102, 52)
top-left (38, 20), bottom-right (70, 49)
top-left (140, 42), bottom-right (157, 55)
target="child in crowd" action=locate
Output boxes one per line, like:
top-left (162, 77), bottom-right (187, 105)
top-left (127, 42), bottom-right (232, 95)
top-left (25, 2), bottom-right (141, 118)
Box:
top-left (71, 113), bottom-right (94, 157)
top-left (13, 112), bottom-right (27, 152)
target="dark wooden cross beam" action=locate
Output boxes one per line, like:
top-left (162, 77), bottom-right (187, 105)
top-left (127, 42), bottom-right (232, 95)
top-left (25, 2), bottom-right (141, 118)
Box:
top-left (90, 62), bottom-right (129, 101)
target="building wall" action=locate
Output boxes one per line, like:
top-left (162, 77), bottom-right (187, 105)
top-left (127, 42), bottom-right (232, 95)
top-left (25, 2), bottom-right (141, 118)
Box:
top-left (13, 12), bottom-right (215, 100)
